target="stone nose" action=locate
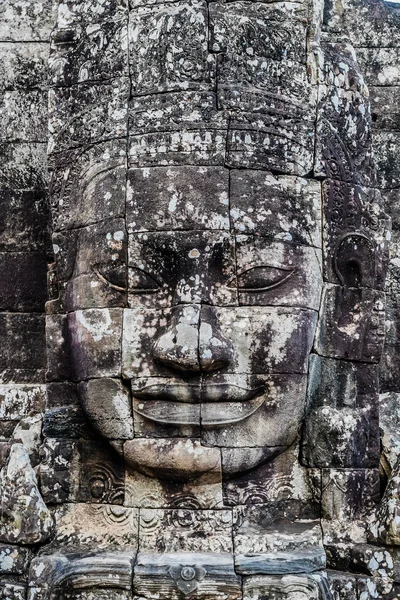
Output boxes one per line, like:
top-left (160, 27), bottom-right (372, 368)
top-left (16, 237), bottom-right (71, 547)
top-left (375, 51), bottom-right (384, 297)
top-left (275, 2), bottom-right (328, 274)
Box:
top-left (199, 305), bottom-right (234, 372)
top-left (152, 304), bottom-right (233, 374)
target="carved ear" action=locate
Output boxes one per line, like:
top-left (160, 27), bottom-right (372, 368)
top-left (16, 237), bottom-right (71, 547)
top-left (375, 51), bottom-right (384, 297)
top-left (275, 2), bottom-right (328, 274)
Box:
top-left (334, 233), bottom-right (375, 288)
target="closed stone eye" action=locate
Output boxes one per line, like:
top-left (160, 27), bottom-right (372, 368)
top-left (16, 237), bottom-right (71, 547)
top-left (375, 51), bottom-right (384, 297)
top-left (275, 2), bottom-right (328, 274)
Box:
top-left (93, 263), bottom-right (127, 292)
top-left (128, 267), bottom-right (161, 293)
top-left (236, 266), bottom-right (296, 292)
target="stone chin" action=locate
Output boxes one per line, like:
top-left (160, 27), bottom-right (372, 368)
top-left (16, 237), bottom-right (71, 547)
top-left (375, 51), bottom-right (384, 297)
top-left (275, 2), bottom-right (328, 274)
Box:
top-left (111, 438), bottom-right (286, 482)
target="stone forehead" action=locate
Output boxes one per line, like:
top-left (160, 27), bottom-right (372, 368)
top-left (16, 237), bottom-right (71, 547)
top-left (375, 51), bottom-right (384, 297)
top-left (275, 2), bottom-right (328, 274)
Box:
top-left (126, 166), bottom-right (322, 246)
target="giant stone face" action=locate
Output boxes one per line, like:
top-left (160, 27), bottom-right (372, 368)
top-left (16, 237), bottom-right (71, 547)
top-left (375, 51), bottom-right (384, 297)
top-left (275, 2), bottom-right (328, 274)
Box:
top-left (62, 166), bottom-right (322, 479)
top-left (47, 0), bottom-right (387, 484)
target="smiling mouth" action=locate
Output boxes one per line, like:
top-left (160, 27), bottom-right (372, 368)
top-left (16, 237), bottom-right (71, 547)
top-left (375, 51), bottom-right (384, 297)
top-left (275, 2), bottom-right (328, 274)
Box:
top-left (131, 383), bottom-right (267, 427)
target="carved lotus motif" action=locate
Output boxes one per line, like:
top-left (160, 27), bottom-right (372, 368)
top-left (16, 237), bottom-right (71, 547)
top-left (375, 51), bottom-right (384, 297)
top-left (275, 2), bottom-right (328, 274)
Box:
top-left (168, 564), bottom-right (207, 595)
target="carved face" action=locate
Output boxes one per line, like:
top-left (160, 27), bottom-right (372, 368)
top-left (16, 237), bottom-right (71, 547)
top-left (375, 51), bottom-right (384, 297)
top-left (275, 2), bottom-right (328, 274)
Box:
top-left (48, 0), bottom-right (388, 482)
top-left (53, 166), bottom-right (323, 480)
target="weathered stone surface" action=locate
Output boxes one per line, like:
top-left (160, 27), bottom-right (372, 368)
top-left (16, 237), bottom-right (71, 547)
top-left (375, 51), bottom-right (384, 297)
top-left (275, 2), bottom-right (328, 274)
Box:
top-left (0, 583), bottom-right (26, 600)
top-left (301, 356), bottom-right (380, 468)
top-left (76, 440), bottom-right (125, 504)
top-left (126, 166), bottom-right (229, 233)
top-left (242, 573), bottom-right (330, 600)
top-left (0, 253), bottom-right (47, 311)
top-left (0, 143), bottom-right (47, 191)
top-left (124, 467), bottom-right (222, 509)
top-left (129, 1), bottom-right (211, 95)
top-left (48, 78), bottom-right (129, 154)
top-left (1, 0), bottom-right (392, 593)
top-left (138, 508), bottom-right (232, 553)
top-left (53, 218), bottom-right (127, 311)
top-left (128, 231), bottom-right (235, 307)
top-left (49, 140), bottom-right (126, 231)
top-left (49, 21), bottom-right (128, 87)
top-left (51, 503), bottom-right (138, 550)
top-left (315, 41), bottom-right (375, 186)
top-left (39, 438), bottom-right (78, 504)
top-left (315, 285), bottom-right (386, 363)
top-left (229, 171), bottom-right (322, 248)
top-left (43, 406), bottom-right (90, 439)
top-left (124, 438), bottom-right (221, 482)
top-left (0, 385), bottom-right (45, 420)
top-left (0, 188), bottom-right (50, 253)
top-left (0, 544), bottom-right (32, 575)
top-left (0, 314), bottom-right (46, 383)
top-left (68, 309), bottom-right (123, 380)
top-left (0, 43), bottom-right (49, 90)
top-left (0, 443), bottom-right (53, 544)
top-left (28, 551), bottom-right (134, 590)
top-left (0, 0), bottom-right (56, 41)
top-left (322, 469), bottom-right (380, 545)
top-left (0, 91), bottom-right (47, 143)
top-left (223, 445), bottom-right (320, 511)
top-left (79, 379), bottom-right (133, 441)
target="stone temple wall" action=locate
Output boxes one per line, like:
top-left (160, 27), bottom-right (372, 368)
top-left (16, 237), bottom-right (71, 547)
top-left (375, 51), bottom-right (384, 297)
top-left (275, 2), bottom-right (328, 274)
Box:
top-left (0, 0), bottom-right (400, 599)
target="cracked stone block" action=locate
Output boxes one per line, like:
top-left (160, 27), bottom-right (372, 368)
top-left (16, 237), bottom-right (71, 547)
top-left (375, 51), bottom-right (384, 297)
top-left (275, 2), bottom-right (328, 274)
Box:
top-left (235, 237), bottom-right (322, 310)
top-left (322, 469), bottom-right (380, 545)
top-left (223, 445), bottom-right (320, 512)
top-left (226, 111), bottom-right (314, 176)
top-left (243, 573), bottom-right (329, 600)
top-left (124, 438), bottom-right (221, 482)
top-left (315, 284), bottom-right (386, 363)
top-left (134, 552), bottom-right (241, 600)
top-left (301, 355), bottom-right (380, 468)
top-left (39, 438), bottom-right (78, 504)
top-left (46, 314), bottom-right (75, 382)
top-left (76, 439), bottom-right (125, 504)
top-left (322, 180), bottom-right (389, 290)
top-left (128, 230), bottom-right (235, 309)
top-left (79, 379), bottom-right (133, 441)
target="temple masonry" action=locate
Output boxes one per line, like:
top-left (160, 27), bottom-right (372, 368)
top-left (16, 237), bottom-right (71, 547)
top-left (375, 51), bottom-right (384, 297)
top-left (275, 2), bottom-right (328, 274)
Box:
top-left (2, 0), bottom-right (400, 598)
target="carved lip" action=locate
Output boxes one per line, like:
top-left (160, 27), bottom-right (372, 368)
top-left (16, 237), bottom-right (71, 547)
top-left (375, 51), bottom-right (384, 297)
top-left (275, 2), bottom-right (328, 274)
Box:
top-left (131, 383), bottom-right (265, 403)
top-left (132, 384), bottom-right (267, 427)
top-left (133, 394), bottom-right (267, 427)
